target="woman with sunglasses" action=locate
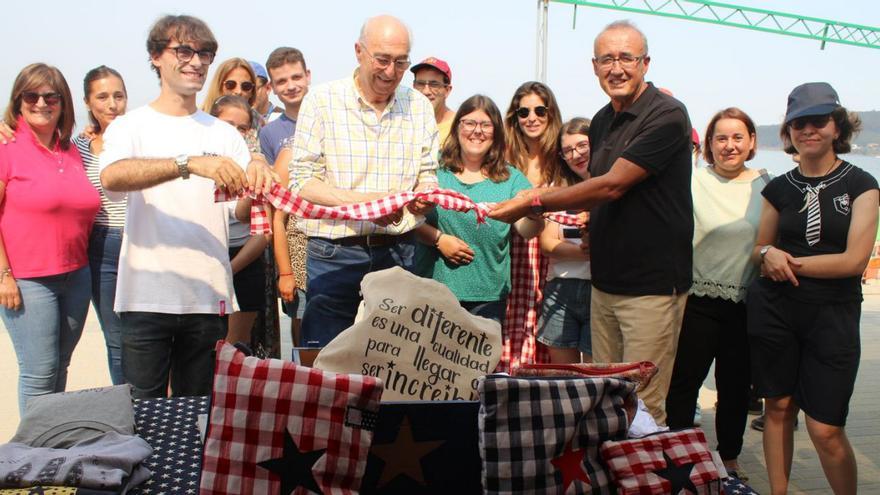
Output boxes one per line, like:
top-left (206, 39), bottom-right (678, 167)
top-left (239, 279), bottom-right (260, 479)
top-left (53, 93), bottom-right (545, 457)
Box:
top-left (414, 95), bottom-right (543, 324)
top-left (665, 107), bottom-right (769, 480)
top-left (748, 83), bottom-right (877, 493)
top-left (202, 58), bottom-right (261, 151)
top-left (0, 64), bottom-right (100, 413)
top-left (499, 81), bottom-right (564, 371)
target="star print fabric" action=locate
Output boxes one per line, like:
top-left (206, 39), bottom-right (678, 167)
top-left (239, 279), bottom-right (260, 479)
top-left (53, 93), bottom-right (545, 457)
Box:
top-left (199, 342), bottom-right (383, 495)
top-left (599, 428), bottom-right (722, 494)
top-left (477, 375), bottom-right (635, 494)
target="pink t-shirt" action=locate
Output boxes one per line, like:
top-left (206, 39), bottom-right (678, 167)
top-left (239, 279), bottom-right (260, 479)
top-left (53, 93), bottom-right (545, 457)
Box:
top-left (0, 117), bottom-right (100, 278)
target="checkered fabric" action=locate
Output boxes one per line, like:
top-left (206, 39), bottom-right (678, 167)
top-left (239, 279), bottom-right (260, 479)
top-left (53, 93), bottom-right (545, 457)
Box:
top-left (200, 341), bottom-right (383, 495)
top-left (600, 428), bottom-right (722, 495)
top-left (498, 234), bottom-right (549, 373)
top-left (217, 185), bottom-right (582, 237)
top-left (478, 375), bottom-right (635, 494)
top-left (512, 361), bottom-right (659, 387)
top-left (215, 185), bottom-right (496, 236)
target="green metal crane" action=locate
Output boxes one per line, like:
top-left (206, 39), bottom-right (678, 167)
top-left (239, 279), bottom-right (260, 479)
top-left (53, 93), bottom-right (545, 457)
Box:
top-left (534, 0), bottom-right (880, 80)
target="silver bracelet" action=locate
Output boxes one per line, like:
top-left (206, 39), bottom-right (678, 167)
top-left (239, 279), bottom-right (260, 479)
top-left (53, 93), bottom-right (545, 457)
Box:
top-left (0, 267), bottom-right (11, 285)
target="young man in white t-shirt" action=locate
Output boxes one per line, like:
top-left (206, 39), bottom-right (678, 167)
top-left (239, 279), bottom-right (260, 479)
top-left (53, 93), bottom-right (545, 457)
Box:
top-left (99, 15), bottom-right (276, 398)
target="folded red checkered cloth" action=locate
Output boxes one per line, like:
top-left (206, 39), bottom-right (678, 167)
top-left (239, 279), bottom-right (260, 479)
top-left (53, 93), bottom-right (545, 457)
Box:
top-left (512, 361), bottom-right (658, 386)
top-left (599, 428), bottom-right (722, 494)
top-left (216, 185), bottom-right (582, 235)
top-left (200, 341), bottom-right (384, 494)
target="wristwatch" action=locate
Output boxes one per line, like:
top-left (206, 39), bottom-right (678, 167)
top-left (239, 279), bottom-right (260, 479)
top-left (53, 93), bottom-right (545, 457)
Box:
top-left (759, 245), bottom-right (772, 260)
top-left (175, 154), bottom-right (190, 180)
top-left (529, 195), bottom-right (546, 217)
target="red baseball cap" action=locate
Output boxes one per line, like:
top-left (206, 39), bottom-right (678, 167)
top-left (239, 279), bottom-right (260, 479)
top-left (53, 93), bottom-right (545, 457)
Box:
top-left (410, 57), bottom-right (452, 84)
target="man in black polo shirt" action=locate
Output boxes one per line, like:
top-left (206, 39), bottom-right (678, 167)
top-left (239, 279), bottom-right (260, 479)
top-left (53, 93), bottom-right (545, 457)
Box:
top-left (490, 20), bottom-right (693, 424)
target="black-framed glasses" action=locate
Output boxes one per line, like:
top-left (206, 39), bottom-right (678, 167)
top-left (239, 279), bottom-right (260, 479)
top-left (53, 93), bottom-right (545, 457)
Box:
top-left (594, 53), bottom-right (647, 69)
top-left (413, 79), bottom-right (448, 92)
top-left (21, 91), bottom-right (62, 106)
top-left (359, 43), bottom-right (411, 71)
top-left (459, 119), bottom-right (494, 133)
top-left (560, 141), bottom-right (591, 160)
top-left (790, 114), bottom-right (832, 131)
top-left (223, 80), bottom-right (255, 92)
top-left (166, 45), bottom-right (216, 65)
top-left (516, 106), bottom-right (548, 119)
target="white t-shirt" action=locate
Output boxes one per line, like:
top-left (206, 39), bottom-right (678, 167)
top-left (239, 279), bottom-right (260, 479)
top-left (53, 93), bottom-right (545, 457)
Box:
top-left (99, 105), bottom-right (250, 314)
top-left (547, 223), bottom-right (592, 280)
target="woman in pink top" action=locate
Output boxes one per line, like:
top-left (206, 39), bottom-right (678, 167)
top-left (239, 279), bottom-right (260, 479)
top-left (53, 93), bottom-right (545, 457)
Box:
top-left (0, 63), bottom-right (100, 414)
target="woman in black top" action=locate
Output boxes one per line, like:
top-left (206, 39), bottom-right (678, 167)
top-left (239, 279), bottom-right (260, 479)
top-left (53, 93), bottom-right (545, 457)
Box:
top-left (749, 82), bottom-right (878, 494)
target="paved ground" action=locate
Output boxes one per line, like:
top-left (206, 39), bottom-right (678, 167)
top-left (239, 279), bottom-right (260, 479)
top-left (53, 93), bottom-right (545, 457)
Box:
top-left (2, 298), bottom-right (879, 493)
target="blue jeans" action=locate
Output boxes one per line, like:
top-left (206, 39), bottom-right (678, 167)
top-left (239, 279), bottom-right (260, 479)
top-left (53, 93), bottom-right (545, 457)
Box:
top-left (460, 299), bottom-right (507, 327)
top-left (1, 266), bottom-right (91, 414)
top-left (88, 225), bottom-right (124, 385)
top-left (120, 312), bottom-right (227, 398)
top-left (302, 235), bottom-right (414, 347)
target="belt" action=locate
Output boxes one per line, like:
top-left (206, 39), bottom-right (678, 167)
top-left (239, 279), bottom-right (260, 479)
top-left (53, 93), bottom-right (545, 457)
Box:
top-left (326, 234), bottom-right (402, 248)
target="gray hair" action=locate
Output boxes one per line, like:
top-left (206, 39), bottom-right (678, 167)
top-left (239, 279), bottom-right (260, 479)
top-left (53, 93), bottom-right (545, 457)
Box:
top-left (594, 20), bottom-right (648, 55)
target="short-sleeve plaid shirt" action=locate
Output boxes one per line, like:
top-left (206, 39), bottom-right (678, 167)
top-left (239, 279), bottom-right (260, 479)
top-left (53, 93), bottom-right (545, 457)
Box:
top-left (288, 71), bottom-right (439, 239)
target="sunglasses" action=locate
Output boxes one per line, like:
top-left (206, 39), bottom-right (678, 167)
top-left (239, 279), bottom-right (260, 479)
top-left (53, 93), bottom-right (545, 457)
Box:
top-left (790, 114), bottom-right (832, 131)
top-left (21, 91), bottom-right (62, 106)
top-left (223, 80), bottom-right (255, 92)
top-left (516, 106), bottom-right (548, 119)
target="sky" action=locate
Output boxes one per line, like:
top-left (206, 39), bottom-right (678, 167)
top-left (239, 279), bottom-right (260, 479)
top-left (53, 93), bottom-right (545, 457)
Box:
top-left (2, 0), bottom-right (878, 139)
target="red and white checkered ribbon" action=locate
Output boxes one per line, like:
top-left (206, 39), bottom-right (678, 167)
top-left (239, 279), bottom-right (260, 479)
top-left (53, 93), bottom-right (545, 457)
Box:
top-left (216, 184), bottom-right (581, 235)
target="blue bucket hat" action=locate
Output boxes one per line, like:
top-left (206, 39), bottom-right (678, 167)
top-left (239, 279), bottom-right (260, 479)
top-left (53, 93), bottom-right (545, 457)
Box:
top-left (784, 82), bottom-right (840, 124)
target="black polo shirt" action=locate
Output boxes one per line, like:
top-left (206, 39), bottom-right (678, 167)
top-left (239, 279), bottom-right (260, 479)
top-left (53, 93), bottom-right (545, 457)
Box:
top-left (588, 82), bottom-right (694, 296)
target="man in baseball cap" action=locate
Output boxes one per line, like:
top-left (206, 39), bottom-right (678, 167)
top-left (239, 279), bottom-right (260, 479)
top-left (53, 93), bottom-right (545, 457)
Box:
top-left (411, 57), bottom-right (455, 145)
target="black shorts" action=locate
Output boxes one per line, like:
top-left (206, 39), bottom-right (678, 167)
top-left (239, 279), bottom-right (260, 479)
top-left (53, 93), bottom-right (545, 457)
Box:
top-left (747, 279), bottom-right (861, 426)
top-left (229, 246), bottom-right (267, 312)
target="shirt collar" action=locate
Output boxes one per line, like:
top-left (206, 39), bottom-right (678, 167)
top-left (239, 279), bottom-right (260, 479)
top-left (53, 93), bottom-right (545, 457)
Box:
top-left (16, 115), bottom-right (61, 154)
top-left (617, 81), bottom-right (658, 118)
top-left (350, 69), bottom-right (399, 115)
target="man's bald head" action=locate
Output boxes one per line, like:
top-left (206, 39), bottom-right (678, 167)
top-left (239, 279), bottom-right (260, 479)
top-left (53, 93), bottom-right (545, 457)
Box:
top-left (359, 15), bottom-right (412, 47)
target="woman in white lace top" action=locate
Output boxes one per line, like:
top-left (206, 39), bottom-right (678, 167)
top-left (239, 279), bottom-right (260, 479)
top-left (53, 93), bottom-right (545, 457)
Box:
top-left (665, 107), bottom-right (769, 478)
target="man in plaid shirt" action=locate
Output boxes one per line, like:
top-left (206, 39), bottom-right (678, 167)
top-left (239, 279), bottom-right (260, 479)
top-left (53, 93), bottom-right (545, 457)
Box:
top-left (288, 14), bottom-right (439, 347)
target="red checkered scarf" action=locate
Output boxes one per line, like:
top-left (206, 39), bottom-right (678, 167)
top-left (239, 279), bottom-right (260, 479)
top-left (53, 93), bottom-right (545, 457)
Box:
top-left (215, 185), bottom-right (581, 235)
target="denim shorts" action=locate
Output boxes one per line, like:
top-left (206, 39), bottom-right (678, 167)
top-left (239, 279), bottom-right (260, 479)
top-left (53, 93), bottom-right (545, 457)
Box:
top-left (282, 288), bottom-right (308, 320)
top-left (537, 278), bottom-right (592, 354)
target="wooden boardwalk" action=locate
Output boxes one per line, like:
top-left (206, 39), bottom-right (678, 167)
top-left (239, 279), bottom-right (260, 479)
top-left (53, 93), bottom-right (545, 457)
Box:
top-left (698, 294), bottom-right (880, 494)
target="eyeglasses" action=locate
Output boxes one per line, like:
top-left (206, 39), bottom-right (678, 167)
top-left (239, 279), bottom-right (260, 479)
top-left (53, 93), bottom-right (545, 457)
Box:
top-left (223, 80), bottom-right (255, 92)
top-left (594, 54), bottom-right (647, 69)
top-left (413, 80), bottom-right (448, 92)
top-left (166, 45), bottom-right (216, 65)
top-left (21, 91), bottom-right (62, 106)
top-left (515, 106), bottom-right (548, 119)
top-left (790, 114), bottom-right (832, 131)
top-left (560, 141), bottom-right (591, 160)
top-left (459, 119), bottom-right (494, 133)
top-left (359, 43), bottom-right (411, 71)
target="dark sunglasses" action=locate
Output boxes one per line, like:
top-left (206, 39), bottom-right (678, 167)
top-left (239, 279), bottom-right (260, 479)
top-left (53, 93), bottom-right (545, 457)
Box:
top-left (790, 114), bottom-right (832, 131)
top-left (21, 91), bottom-right (62, 106)
top-left (223, 80), bottom-right (255, 92)
top-left (516, 106), bottom-right (548, 119)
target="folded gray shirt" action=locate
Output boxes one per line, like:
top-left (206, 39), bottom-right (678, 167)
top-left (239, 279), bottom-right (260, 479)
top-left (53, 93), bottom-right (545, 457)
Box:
top-left (11, 385), bottom-right (135, 449)
top-left (0, 431), bottom-right (152, 493)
